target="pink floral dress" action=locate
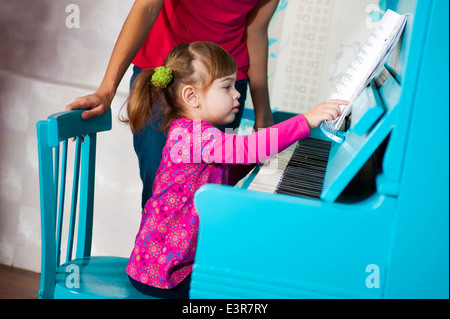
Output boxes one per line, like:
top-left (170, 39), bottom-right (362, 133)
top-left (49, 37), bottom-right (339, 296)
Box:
top-left (127, 115), bottom-right (310, 289)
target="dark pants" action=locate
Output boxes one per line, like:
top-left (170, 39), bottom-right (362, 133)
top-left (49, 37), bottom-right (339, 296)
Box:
top-left (128, 274), bottom-right (191, 299)
top-left (130, 65), bottom-right (248, 208)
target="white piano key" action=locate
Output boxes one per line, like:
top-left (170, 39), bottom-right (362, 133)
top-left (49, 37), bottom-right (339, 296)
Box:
top-left (248, 144), bottom-right (296, 193)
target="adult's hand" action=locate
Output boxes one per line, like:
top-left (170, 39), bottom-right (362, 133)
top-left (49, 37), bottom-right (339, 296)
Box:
top-left (65, 90), bottom-right (113, 120)
top-left (65, 0), bottom-right (165, 120)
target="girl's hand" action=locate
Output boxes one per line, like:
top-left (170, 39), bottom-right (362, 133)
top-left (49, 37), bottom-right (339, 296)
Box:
top-left (304, 99), bottom-right (347, 129)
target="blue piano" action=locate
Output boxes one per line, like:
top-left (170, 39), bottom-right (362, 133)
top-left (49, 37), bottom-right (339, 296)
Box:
top-left (192, 0), bottom-right (449, 298)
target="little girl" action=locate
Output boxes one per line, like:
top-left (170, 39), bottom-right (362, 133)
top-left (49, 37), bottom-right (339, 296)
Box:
top-left (122, 41), bottom-right (345, 298)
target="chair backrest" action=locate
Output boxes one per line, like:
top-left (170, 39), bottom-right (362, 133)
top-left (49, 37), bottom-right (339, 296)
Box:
top-left (36, 110), bottom-right (112, 299)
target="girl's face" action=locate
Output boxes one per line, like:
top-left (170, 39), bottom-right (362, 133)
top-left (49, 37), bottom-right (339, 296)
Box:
top-left (198, 73), bottom-right (241, 126)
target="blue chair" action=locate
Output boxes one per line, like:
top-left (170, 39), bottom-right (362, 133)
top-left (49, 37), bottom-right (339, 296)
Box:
top-left (36, 110), bottom-right (153, 299)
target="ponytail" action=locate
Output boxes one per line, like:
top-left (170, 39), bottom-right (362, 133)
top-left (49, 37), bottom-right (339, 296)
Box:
top-left (120, 69), bottom-right (162, 133)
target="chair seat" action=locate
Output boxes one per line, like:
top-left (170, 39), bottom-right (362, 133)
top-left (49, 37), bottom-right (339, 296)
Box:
top-left (54, 256), bottom-right (155, 299)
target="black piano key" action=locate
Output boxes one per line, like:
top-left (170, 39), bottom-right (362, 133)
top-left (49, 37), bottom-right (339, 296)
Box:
top-left (275, 138), bottom-right (331, 199)
top-left (277, 172), bottom-right (323, 198)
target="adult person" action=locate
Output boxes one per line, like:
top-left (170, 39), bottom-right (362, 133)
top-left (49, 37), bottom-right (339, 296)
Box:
top-left (66, 0), bottom-right (279, 208)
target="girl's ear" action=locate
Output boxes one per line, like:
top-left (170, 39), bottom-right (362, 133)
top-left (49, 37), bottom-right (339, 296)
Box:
top-left (181, 85), bottom-right (200, 109)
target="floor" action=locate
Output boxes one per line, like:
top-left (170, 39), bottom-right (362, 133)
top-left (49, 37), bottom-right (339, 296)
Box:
top-left (0, 264), bottom-right (40, 299)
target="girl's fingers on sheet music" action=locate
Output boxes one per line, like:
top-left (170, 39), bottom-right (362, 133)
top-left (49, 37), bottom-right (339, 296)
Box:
top-left (325, 104), bottom-right (341, 118)
top-left (327, 99), bottom-right (349, 105)
top-left (324, 100), bottom-right (347, 117)
top-left (304, 100), bottom-right (346, 128)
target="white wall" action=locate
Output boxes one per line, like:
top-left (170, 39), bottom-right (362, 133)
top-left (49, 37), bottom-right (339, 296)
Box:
top-left (0, 0), bottom-right (382, 273)
top-left (0, 0), bottom-right (139, 272)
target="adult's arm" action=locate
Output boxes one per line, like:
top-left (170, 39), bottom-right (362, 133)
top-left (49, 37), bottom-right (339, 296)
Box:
top-left (66, 0), bottom-right (164, 120)
top-left (245, 0), bottom-right (279, 130)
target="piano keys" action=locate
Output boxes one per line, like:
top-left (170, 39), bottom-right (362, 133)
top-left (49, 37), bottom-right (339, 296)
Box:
top-left (249, 138), bottom-right (331, 199)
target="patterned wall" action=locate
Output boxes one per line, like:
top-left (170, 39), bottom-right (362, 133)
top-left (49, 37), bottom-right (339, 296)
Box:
top-left (271, 0), bottom-right (380, 113)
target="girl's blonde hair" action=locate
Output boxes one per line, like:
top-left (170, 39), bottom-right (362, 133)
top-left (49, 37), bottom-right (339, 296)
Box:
top-left (121, 41), bottom-right (238, 133)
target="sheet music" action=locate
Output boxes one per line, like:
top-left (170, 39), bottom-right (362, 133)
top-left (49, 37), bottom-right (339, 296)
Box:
top-left (322, 9), bottom-right (407, 132)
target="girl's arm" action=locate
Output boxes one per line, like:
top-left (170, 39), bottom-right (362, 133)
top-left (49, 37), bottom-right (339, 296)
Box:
top-left (245, 0), bottom-right (280, 130)
top-left (209, 114), bottom-right (310, 165)
top-left (65, 0), bottom-right (164, 120)
top-left (206, 100), bottom-right (344, 165)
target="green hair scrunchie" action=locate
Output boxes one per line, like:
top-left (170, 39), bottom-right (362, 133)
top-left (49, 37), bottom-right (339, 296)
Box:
top-left (151, 66), bottom-right (173, 88)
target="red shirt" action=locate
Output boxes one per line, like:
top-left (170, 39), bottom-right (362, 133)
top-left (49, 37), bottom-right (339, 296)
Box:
top-left (132, 0), bottom-right (258, 81)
